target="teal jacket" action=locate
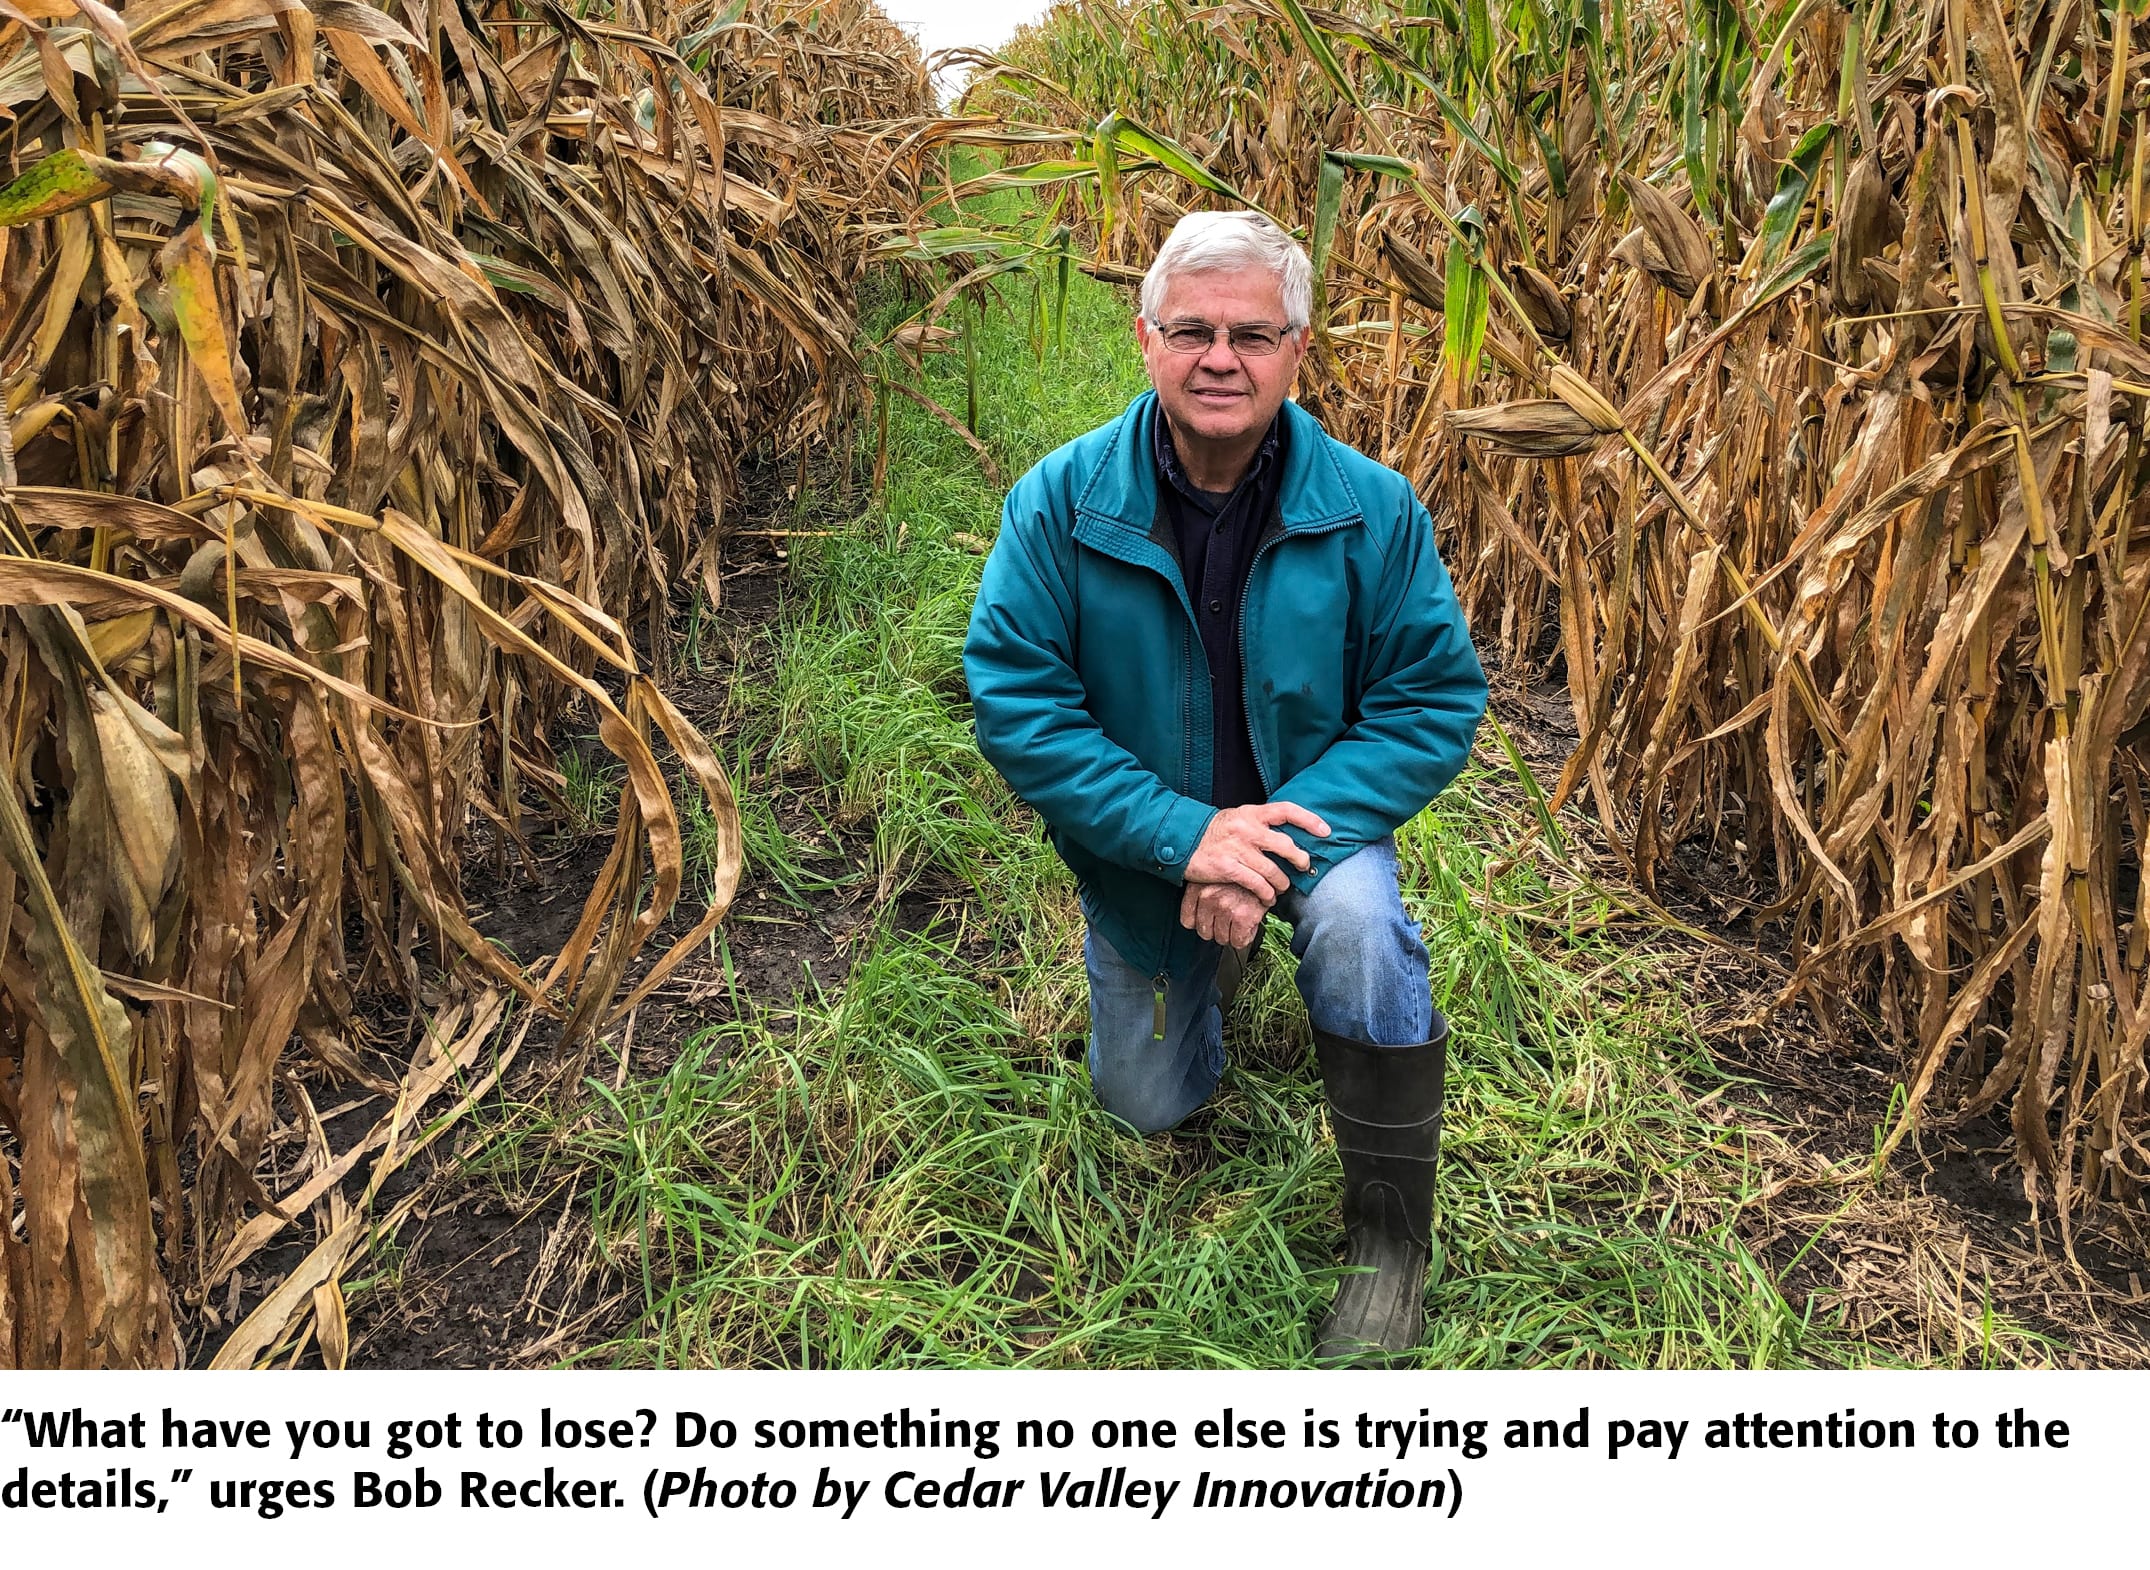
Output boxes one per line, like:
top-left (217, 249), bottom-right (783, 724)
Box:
top-left (963, 392), bottom-right (1487, 980)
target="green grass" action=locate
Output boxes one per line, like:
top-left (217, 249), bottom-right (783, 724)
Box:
top-left (558, 737), bottom-right (623, 832)
top-left (445, 220), bottom-right (2050, 1369)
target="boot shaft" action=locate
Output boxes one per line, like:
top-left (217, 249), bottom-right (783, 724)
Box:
top-left (1313, 1016), bottom-right (1447, 1248)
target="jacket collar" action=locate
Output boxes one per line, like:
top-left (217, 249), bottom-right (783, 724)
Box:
top-left (1074, 391), bottom-right (1364, 536)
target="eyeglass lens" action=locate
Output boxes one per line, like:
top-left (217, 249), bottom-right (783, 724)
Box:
top-left (1158, 321), bottom-right (1287, 355)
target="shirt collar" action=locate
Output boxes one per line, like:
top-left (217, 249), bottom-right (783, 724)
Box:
top-left (1153, 406), bottom-right (1283, 506)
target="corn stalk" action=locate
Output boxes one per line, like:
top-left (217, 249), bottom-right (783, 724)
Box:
top-left (965, 0), bottom-right (2150, 1233)
top-left (0, 0), bottom-right (933, 1367)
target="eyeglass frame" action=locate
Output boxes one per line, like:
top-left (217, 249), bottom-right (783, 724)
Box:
top-left (1145, 316), bottom-right (1304, 357)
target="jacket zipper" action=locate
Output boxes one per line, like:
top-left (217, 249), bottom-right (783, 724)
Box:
top-left (1180, 625), bottom-right (1193, 795)
top-left (1112, 496), bottom-right (1356, 985)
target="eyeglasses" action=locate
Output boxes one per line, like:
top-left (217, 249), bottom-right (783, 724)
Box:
top-left (1149, 318), bottom-right (1295, 356)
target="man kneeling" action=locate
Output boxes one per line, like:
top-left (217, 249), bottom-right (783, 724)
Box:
top-left (962, 212), bottom-right (1488, 1365)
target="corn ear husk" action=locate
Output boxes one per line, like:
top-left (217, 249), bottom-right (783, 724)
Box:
top-left (1450, 398), bottom-right (1604, 456)
top-left (1616, 172), bottom-right (1714, 298)
top-left (1508, 263), bottom-right (1571, 338)
top-left (1380, 231), bottom-right (1446, 313)
top-left (1548, 363), bottom-right (1625, 433)
top-left (87, 687), bottom-right (179, 955)
top-left (1832, 152), bottom-right (1901, 311)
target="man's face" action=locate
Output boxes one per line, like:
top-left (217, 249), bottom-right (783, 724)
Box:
top-left (1135, 267), bottom-right (1307, 448)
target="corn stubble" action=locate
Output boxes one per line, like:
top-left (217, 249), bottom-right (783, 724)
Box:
top-left (968, 0), bottom-right (2150, 1237)
top-left (0, 0), bottom-right (932, 1366)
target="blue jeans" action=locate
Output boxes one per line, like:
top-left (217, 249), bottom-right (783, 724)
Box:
top-left (1084, 837), bottom-right (1433, 1133)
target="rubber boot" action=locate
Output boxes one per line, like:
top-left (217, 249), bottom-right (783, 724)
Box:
top-left (1311, 1013), bottom-right (1448, 1368)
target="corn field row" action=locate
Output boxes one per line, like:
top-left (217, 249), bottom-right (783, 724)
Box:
top-left (0, 0), bottom-right (933, 1367)
top-left (953, 0), bottom-right (2150, 1236)
top-left (9, 0), bottom-right (2149, 1370)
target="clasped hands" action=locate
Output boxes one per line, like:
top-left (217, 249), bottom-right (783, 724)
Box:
top-left (1177, 801), bottom-right (1331, 950)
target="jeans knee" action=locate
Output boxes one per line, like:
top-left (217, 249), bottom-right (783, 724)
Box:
top-left (1091, 1075), bottom-right (1190, 1135)
top-left (1081, 925), bottom-right (1224, 1132)
top-left (1088, 1035), bottom-right (1215, 1133)
top-left (1296, 849), bottom-right (1421, 969)
top-left (1290, 841), bottom-right (1432, 1044)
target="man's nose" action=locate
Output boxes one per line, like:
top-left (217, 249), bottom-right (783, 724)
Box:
top-left (1196, 331), bottom-right (1241, 373)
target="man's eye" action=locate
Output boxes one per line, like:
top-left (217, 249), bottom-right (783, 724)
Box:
top-left (1163, 326), bottom-right (1215, 349)
top-left (1230, 327), bottom-right (1282, 352)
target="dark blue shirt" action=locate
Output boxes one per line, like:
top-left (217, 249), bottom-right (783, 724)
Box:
top-left (1152, 408), bottom-right (1285, 810)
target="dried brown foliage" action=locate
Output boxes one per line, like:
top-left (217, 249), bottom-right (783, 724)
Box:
top-left (0, 0), bottom-right (931, 1366)
top-left (971, 0), bottom-right (2150, 1238)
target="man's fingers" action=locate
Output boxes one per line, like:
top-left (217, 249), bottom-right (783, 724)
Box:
top-left (1222, 861), bottom-right (1283, 904)
top-left (1202, 884), bottom-right (1260, 951)
top-left (1187, 861), bottom-right (1276, 904)
top-left (1260, 800), bottom-right (1331, 838)
top-left (1192, 884), bottom-right (1254, 949)
top-left (1207, 887), bottom-right (1237, 943)
top-left (1184, 876), bottom-right (1270, 950)
top-left (1256, 828), bottom-right (1312, 872)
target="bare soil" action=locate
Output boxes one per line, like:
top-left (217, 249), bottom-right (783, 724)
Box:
top-left (1486, 661), bottom-right (2150, 1366)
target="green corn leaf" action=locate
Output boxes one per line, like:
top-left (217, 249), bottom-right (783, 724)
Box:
top-left (1443, 207), bottom-right (1490, 387)
top-left (950, 161), bottom-right (1101, 204)
top-left (1464, 0), bottom-right (1494, 84)
top-left (1327, 149), bottom-right (1418, 181)
top-left (1094, 114), bottom-right (1121, 247)
top-left (1303, 17), bottom-right (1517, 189)
top-left (1748, 233), bottom-right (1833, 310)
top-left (1313, 151), bottom-right (1345, 284)
top-left (1105, 112), bottom-right (1264, 208)
top-left (162, 220), bottom-right (249, 442)
top-left (1530, 110), bottom-right (1570, 199)
top-left (873, 227), bottom-right (1028, 262)
top-left (2061, 184), bottom-right (2100, 282)
top-left (1683, 38), bottom-right (1716, 225)
top-left (1759, 121), bottom-right (1833, 268)
top-left (1430, 79), bottom-right (1523, 187)
top-left (963, 294), bottom-right (980, 434)
top-left (1274, 0), bottom-right (1363, 108)
top-left (138, 141), bottom-right (218, 230)
top-left (469, 253), bottom-right (566, 303)
top-left (1054, 225), bottom-right (1072, 353)
top-left (2045, 325), bottom-right (2080, 376)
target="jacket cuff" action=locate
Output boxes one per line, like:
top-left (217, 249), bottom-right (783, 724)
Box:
top-left (1286, 834), bottom-right (1351, 897)
top-left (1147, 798), bottom-right (1217, 884)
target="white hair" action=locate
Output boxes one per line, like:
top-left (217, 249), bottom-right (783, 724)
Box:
top-left (1139, 211), bottom-right (1313, 332)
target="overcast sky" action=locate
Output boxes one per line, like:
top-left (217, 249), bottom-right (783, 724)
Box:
top-left (882, 0), bottom-right (1056, 75)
